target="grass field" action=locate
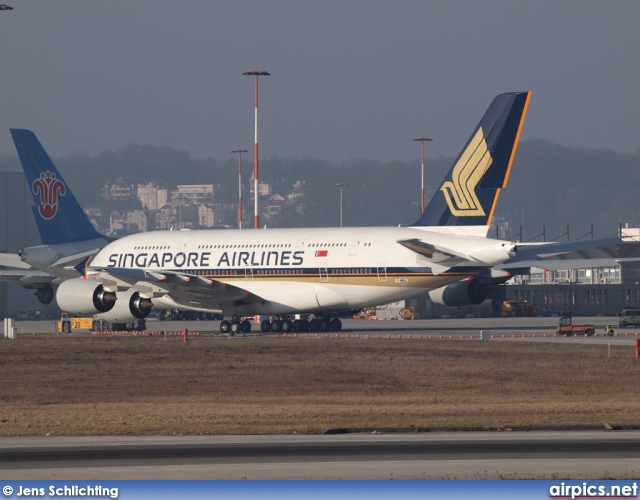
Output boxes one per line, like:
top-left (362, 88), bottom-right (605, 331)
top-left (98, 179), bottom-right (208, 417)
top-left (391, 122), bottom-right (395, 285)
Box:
top-left (1, 334), bottom-right (639, 436)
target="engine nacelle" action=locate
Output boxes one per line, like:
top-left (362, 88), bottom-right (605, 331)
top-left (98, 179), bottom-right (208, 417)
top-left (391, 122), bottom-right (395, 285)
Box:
top-left (34, 283), bottom-right (57, 306)
top-left (428, 278), bottom-right (489, 307)
top-left (97, 290), bottom-right (153, 322)
top-left (56, 278), bottom-right (117, 316)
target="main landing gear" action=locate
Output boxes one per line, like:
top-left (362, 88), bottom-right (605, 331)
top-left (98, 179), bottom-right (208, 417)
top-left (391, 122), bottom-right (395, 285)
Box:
top-left (218, 316), bottom-right (344, 335)
top-left (260, 317), bottom-right (342, 333)
top-left (219, 316), bottom-right (252, 335)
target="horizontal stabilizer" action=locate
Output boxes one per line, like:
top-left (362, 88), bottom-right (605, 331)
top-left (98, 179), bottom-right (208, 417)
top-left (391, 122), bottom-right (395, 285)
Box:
top-left (398, 238), bottom-right (470, 276)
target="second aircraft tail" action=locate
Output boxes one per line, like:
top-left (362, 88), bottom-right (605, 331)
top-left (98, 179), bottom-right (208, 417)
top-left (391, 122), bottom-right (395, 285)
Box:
top-left (412, 91), bottom-right (531, 227)
top-left (10, 129), bottom-right (103, 245)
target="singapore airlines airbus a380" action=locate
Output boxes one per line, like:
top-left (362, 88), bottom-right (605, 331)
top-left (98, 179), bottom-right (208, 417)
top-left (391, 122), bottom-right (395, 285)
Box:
top-left (6, 92), bottom-right (531, 333)
top-left (57, 91), bottom-right (531, 334)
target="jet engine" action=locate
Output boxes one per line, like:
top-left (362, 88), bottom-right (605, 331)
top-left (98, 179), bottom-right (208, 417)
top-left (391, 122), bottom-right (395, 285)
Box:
top-left (97, 290), bottom-right (153, 323)
top-left (56, 278), bottom-right (153, 322)
top-left (428, 278), bottom-right (490, 308)
top-left (34, 283), bottom-right (57, 306)
top-left (56, 278), bottom-right (117, 316)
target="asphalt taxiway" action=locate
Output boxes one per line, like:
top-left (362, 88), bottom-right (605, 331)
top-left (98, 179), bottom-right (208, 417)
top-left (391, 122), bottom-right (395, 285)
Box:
top-left (1, 431), bottom-right (639, 479)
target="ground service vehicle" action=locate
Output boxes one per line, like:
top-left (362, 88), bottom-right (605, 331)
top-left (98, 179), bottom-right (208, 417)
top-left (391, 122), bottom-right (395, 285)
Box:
top-left (57, 313), bottom-right (146, 333)
top-left (399, 307), bottom-right (419, 320)
top-left (618, 308), bottom-right (640, 328)
top-left (557, 316), bottom-right (595, 336)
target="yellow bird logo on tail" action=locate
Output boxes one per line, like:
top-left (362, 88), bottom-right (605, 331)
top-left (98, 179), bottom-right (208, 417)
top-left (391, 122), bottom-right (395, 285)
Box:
top-left (440, 127), bottom-right (493, 216)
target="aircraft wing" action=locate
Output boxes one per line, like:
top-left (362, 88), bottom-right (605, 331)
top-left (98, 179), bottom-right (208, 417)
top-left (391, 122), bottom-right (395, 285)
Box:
top-left (0, 253), bottom-right (32, 269)
top-left (0, 253), bottom-right (57, 288)
top-left (88, 267), bottom-right (265, 311)
top-left (0, 269), bottom-right (57, 285)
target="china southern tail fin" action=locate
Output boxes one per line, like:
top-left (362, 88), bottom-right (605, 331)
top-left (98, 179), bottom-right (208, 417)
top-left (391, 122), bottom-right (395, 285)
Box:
top-left (10, 129), bottom-right (103, 245)
top-left (412, 91), bottom-right (531, 227)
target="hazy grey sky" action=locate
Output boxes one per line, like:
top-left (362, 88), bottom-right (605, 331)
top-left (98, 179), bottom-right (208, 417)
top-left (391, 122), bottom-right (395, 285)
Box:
top-left (0, 1), bottom-right (638, 162)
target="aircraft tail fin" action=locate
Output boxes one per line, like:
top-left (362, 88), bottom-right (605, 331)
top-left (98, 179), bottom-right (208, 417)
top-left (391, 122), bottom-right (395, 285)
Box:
top-left (412, 91), bottom-right (531, 227)
top-left (10, 129), bottom-right (103, 245)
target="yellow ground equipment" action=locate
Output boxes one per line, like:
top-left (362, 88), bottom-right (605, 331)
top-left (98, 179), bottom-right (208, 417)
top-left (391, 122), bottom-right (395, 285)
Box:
top-left (399, 307), bottom-right (419, 320)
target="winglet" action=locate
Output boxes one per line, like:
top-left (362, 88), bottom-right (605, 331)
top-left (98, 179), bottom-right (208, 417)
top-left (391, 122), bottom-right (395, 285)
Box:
top-left (73, 255), bottom-right (94, 278)
top-left (412, 91), bottom-right (531, 227)
top-left (10, 129), bottom-right (103, 245)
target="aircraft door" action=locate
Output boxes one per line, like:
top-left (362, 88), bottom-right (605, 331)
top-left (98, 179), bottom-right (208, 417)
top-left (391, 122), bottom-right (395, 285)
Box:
top-left (349, 234), bottom-right (364, 256)
top-left (295, 235), bottom-right (308, 250)
top-left (245, 267), bottom-right (253, 281)
top-left (319, 267), bottom-right (328, 283)
top-left (177, 238), bottom-right (190, 253)
top-left (377, 262), bottom-right (388, 283)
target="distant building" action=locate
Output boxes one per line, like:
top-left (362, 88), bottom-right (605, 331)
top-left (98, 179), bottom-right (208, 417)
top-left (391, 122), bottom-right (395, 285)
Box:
top-left (260, 194), bottom-right (294, 227)
top-left (102, 177), bottom-right (136, 202)
top-left (155, 203), bottom-right (199, 230)
top-left (249, 179), bottom-right (271, 197)
top-left (170, 185), bottom-right (215, 205)
top-left (198, 205), bottom-right (216, 228)
top-left (137, 182), bottom-right (168, 210)
top-left (108, 209), bottom-right (147, 236)
top-left (83, 207), bottom-right (109, 234)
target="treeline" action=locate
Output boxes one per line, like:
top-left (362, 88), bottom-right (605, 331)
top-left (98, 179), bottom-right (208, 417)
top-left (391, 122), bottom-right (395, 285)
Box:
top-left (1, 140), bottom-right (638, 239)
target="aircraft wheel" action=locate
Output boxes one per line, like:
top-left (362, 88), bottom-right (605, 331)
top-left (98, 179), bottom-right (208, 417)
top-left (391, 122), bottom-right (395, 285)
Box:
top-left (301, 319), bottom-right (310, 332)
top-left (198, 312), bottom-right (207, 321)
top-left (159, 311), bottom-right (167, 321)
top-left (309, 319), bottom-right (319, 332)
top-left (330, 318), bottom-right (342, 331)
top-left (220, 320), bottom-right (231, 334)
top-left (281, 319), bottom-right (293, 333)
top-left (240, 320), bottom-right (252, 333)
top-left (176, 310), bottom-right (185, 321)
top-left (292, 320), bottom-right (302, 332)
top-left (92, 321), bottom-right (101, 332)
top-left (230, 321), bottom-right (241, 334)
top-left (319, 318), bottom-right (330, 332)
top-left (260, 320), bottom-right (271, 332)
top-left (271, 320), bottom-right (282, 333)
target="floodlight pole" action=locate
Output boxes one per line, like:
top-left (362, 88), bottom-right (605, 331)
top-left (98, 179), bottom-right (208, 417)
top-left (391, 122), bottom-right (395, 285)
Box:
top-left (231, 149), bottom-right (248, 229)
top-left (243, 70), bottom-right (270, 229)
top-left (334, 183), bottom-right (349, 227)
top-left (413, 137), bottom-right (433, 213)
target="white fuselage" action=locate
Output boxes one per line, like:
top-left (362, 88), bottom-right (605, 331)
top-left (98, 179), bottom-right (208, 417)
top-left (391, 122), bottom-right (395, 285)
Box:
top-left (89, 226), bottom-right (513, 316)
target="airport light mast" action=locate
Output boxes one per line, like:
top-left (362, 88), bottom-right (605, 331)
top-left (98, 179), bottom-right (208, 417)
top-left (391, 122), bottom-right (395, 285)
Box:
top-left (334, 183), bottom-right (349, 227)
top-left (413, 137), bottom-right (433, 213)
top-left (243, 69), bottom-right (270, 229)
top-left (231, 149), bottom-right (248, 229)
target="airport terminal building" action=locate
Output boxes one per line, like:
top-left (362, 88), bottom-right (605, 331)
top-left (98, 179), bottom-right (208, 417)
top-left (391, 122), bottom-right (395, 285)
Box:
top-left (0, 172), bottom-right (44, 319)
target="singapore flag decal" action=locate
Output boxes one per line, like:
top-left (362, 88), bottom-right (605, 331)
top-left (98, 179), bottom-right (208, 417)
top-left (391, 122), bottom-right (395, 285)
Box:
top-left (315, 250), bottom-right (328, 257)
